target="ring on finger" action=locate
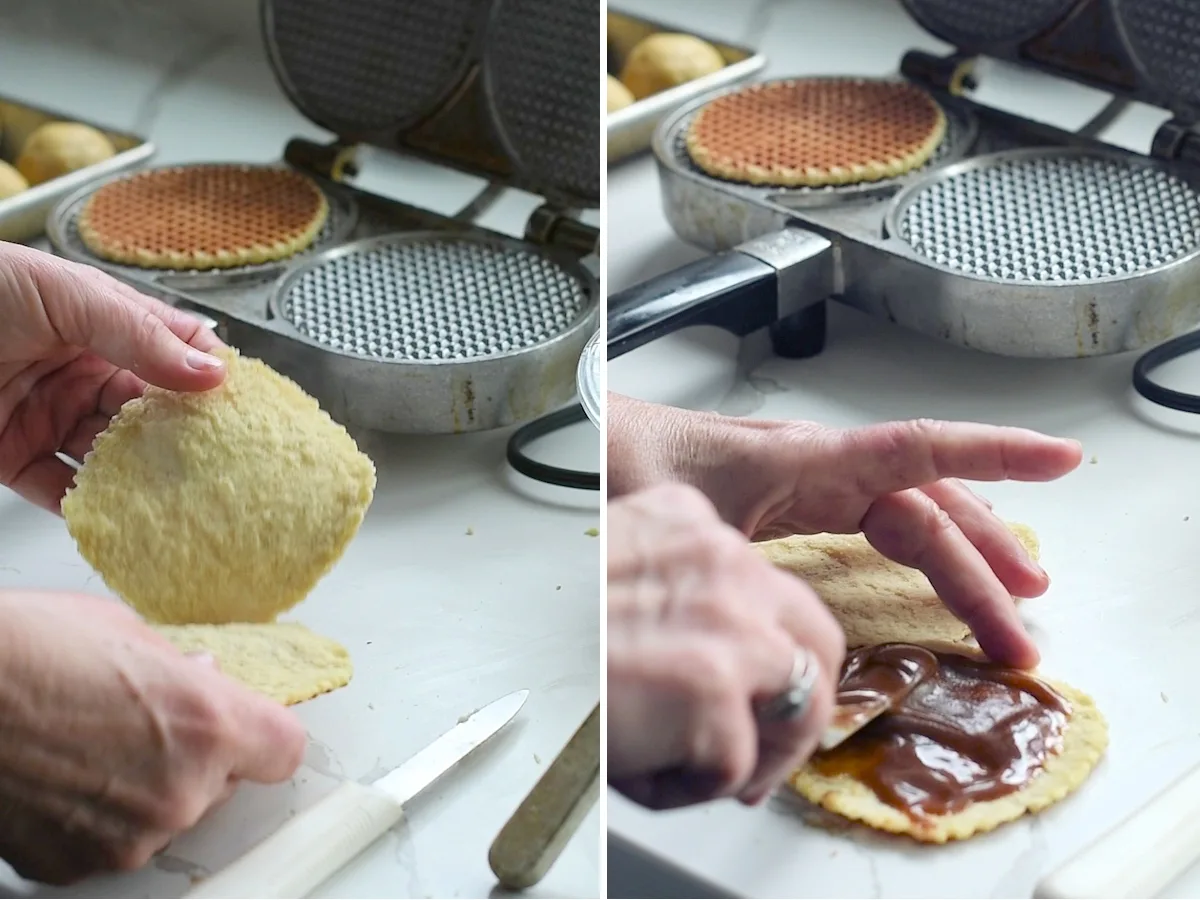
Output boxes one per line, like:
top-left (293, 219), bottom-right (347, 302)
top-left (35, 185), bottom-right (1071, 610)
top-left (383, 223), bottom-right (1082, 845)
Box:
top-left (756, 647), bottom-right (821, 723)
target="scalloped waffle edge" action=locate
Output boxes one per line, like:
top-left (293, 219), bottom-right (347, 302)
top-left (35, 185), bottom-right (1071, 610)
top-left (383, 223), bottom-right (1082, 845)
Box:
top-left (77, 163), bottom-right (329, 271)
top-left (685, 77), bottom-right (947, 188)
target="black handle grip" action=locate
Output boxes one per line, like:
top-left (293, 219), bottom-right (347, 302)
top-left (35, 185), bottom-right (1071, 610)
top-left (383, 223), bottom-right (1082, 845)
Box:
top-left (607, 252), bottom-right (779, 360)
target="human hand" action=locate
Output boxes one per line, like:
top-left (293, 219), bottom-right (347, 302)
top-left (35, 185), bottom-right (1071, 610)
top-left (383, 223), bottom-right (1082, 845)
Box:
top-left (0, 590), bottom-right (306, 885)
top-left (608, 394), bottom-right (1084, 668)
top-left (0, 241), bottom-right (226, 513)
top-left (607, 483), bottom-right (845, 811)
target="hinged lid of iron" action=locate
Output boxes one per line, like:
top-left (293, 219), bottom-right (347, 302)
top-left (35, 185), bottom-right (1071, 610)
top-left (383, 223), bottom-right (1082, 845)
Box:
top-left (902, 0), bottom-right (1200, 123)
top-left (261, 0), bottom-right (599, 210)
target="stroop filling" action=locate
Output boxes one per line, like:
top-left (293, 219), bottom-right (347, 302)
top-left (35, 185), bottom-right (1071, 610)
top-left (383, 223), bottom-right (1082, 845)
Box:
top-left (811, 643), bottom-right (1070, 819)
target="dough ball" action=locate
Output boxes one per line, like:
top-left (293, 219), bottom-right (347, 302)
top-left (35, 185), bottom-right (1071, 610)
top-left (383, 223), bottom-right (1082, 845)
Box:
top-left (0, 159), bottom-right (28, 199)
top-left (619, 33), bottom-right (726, 101)
top-left (607, 74), bottom-right (635, 113)
top-left (16, 121), bottom-right (116, 185)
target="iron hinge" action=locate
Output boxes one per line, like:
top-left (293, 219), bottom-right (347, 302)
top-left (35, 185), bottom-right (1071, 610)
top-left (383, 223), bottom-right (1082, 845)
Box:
top-left (899, 50), bottom-right (980, 96)
top-left (282, 138), bottom-right (361, 182)
top-left (1150, 119), bottom-right (1200, 168)
top-left (524, 204), bottom-right (599, 259)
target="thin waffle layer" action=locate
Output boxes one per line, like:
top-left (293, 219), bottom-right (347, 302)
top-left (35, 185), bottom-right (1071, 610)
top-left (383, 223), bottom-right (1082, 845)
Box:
top-left (78, 164), bottom-right (329, 271)
top-left (686, 78), bottom-right (947, 188)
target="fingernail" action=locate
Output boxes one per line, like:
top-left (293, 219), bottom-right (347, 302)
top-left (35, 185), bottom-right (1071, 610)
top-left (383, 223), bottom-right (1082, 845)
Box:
top-left (186, 349), bottom-right (224, 371)
top-left (185, 650), bottom-right (218, 667)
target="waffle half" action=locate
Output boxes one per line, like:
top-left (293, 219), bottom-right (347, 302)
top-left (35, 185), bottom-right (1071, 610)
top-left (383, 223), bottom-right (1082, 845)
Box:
top-left (78, 164), bottom-right (329, 271)
top-left (685, 78), bottom-right (947, 188)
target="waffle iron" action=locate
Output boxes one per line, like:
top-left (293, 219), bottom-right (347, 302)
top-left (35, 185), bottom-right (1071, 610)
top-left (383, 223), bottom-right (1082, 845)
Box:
top-left (608, 0), bottom-right (1200, 364)
top-left (47, 0), bottom-right (600, 436)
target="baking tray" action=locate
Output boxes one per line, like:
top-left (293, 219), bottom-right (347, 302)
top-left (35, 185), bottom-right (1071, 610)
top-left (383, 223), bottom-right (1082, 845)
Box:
top-left (0, 96), bottom-right (153, 243)
top-left (607, 7), bottom-right (765, 165)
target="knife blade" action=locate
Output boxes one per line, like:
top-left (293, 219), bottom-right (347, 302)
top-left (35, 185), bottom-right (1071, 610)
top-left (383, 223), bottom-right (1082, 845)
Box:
top-left (819, 694), bottom-right (891, 750)
top-left (183, 689), bottom-right (529, 900)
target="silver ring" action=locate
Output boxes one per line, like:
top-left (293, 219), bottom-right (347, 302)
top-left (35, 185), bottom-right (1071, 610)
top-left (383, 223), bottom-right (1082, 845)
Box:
top-left (757, 648), bottom-right (821, 723)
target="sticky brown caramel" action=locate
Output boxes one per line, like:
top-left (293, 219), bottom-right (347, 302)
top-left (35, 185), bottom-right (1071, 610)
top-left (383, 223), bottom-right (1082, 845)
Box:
top-left (811, 644), bottom-right (1070, 819)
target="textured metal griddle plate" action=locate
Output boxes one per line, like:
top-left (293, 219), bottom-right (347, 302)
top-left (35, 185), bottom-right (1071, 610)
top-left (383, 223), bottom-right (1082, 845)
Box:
top-left (892, 150), bottom-right (1200, 283)
top-left (271, 235), bottom-right (592, 361)
top-left (1116, 0), bottom-right (1200, 110)
top-left (903, 0), bottom-right (1080, 45)
top-left (667, 85), bottom-right (974, 206)
top-left (266, 0), bottom-right (483, 134)
top-left (53, 174), bottom-right (358, 287)
top-left (484, 0), bottom-right (600, 204)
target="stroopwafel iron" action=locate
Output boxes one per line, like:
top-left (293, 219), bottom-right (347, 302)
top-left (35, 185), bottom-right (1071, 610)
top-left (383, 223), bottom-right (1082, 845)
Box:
top-left (609, 0), bottom-right (1200, 363)
top-left (49, 0), bottom-right (599, 436)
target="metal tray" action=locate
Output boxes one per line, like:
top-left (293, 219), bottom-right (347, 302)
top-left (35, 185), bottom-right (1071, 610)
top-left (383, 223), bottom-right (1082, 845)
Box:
top-left (607, 7), bottom-right (765, 165)
top-left (0, 96), bottom-right (153, 243)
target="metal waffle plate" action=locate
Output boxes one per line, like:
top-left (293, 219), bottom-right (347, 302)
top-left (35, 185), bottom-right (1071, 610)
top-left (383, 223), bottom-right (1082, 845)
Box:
top-left (47, 166), bottom-right (359, 291)
top-left (1115, 0), bottom-right (1200, 113)
top-left (903, 0), bottom-right (1080, 46)
top-left (267, 232), bottom-right (596, 363)
top-left (483, 0), bottom-right (600, 205)
top-left (659, 78), bottom-right (978, 211)
top-left (264, 0), bottom-right (485, 136)
top-left (886, 147), bottom-right (1200, 284)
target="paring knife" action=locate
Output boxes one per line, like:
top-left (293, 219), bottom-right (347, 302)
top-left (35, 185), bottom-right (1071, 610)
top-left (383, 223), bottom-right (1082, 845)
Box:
top-left (183, 689), bottom-right (529, 900)
top-left (819, 694), bottom-right (892, 750)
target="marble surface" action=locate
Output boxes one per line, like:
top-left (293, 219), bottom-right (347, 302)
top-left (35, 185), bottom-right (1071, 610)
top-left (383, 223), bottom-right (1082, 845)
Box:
top-left (608, 1), bottom-right (1200, 897)
top-left (0, 1), bottom-right (600, 897)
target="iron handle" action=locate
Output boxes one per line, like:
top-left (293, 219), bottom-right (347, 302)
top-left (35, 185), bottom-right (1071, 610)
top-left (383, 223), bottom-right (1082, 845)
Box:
top-left (606, 252), bottom-right (779, 360)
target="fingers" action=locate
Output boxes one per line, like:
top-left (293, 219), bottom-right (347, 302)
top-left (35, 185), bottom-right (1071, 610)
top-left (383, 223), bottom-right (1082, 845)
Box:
top-left (738, 569), bottom-right (843, 805)
top-left (835, 419), bottom-right (1084, 499)
top-left (920, 479), bottom-right (1047, 598)
top-left (861, 489), bottom-right (1039, 668)
top-left (29, 254), bottom-right (226, 393)
top-left (6, 455), bottom-right (76, 515)
top-left (222, 689), bottom-right (307, 784)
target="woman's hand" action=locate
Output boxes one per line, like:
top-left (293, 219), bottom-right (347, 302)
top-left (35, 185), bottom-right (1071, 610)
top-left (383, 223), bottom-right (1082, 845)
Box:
top-left (608, 483), bottom-right (845, 810)
top-left (0, 241), bottom-right (226, 513)
top-left (608, 393), bottom-right (1084, 668)
top-left (0, 590), bottom-right (306, 885)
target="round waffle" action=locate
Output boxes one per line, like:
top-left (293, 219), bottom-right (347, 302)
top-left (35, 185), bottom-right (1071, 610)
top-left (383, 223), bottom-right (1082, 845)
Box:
top-left (685, 78), bottom-right (947, 188)
top-left (78, 164), bottom-right (329, 270)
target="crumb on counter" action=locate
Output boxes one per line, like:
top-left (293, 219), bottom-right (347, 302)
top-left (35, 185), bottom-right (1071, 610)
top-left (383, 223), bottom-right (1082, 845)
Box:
top-left (466, 526), bottom-right (474, 536)
top-left (1162, 692), bottom-right (1169, 703)
top-left (585, 527), bottom-right (599, 537)
top-left (1089, 455), bottom-right (1098, 464)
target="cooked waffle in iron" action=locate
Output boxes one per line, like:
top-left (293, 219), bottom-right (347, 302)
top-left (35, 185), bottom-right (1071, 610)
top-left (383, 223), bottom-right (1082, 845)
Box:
top-left (78, 164), bottom-right (329, 271)
top-left (685, 78), bottom-right (947, 188)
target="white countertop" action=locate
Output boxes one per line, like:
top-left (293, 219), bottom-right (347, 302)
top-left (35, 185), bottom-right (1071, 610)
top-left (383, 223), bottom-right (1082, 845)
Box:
top-left (0, 2), bottom-right (600, 897)
top-left (608, 1), bottom-right (1200, 897)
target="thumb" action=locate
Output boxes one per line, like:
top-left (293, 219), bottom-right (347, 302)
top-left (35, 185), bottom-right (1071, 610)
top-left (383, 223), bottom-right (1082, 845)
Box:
top-left (34, 259), bottom-right (226, 392)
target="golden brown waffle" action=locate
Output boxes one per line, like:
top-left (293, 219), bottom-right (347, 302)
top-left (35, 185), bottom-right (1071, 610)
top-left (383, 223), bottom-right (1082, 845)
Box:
top-left (78, 164), bottom-right (329, 270)
top-left (685, 78), bottom-right (947, 188)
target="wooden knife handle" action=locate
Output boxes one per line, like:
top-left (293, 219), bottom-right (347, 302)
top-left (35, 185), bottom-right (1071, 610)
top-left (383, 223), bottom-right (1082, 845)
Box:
top-left (183, 780), bottom-right (404, 899)
top-left (488, 703), bottom-right (600, 890)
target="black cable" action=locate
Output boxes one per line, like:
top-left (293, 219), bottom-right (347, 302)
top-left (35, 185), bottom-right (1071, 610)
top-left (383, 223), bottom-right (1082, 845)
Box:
top-left (1132, 329), bottom-right (1200, 414)
top-left (506, 402), bottom-right (600, 490)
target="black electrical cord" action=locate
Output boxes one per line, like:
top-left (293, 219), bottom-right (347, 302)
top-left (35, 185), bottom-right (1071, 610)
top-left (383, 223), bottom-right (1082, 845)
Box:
top-left (506, 402), bottom-right (600, 490)
top-left (1132, 329), bottom-right (1200, 414)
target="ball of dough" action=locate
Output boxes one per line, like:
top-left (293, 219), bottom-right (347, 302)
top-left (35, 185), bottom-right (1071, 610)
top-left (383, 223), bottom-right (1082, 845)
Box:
top-left (619, 33), bottom-right (726, 101)
top-left (16, 122), bottom-right (116, 186)
top-left (0, 160), bottom-right (28, 199)
top-left (607, 74), bottom-right (635, 113)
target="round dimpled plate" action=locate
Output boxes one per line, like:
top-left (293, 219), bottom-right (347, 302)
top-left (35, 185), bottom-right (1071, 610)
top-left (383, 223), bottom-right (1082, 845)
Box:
top-left (273, 236), bottom-right (593, 361)
top-left (903, 0), bottom-right (1079, 45)
top-left (894, 151), bottom-right (1200, 283)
